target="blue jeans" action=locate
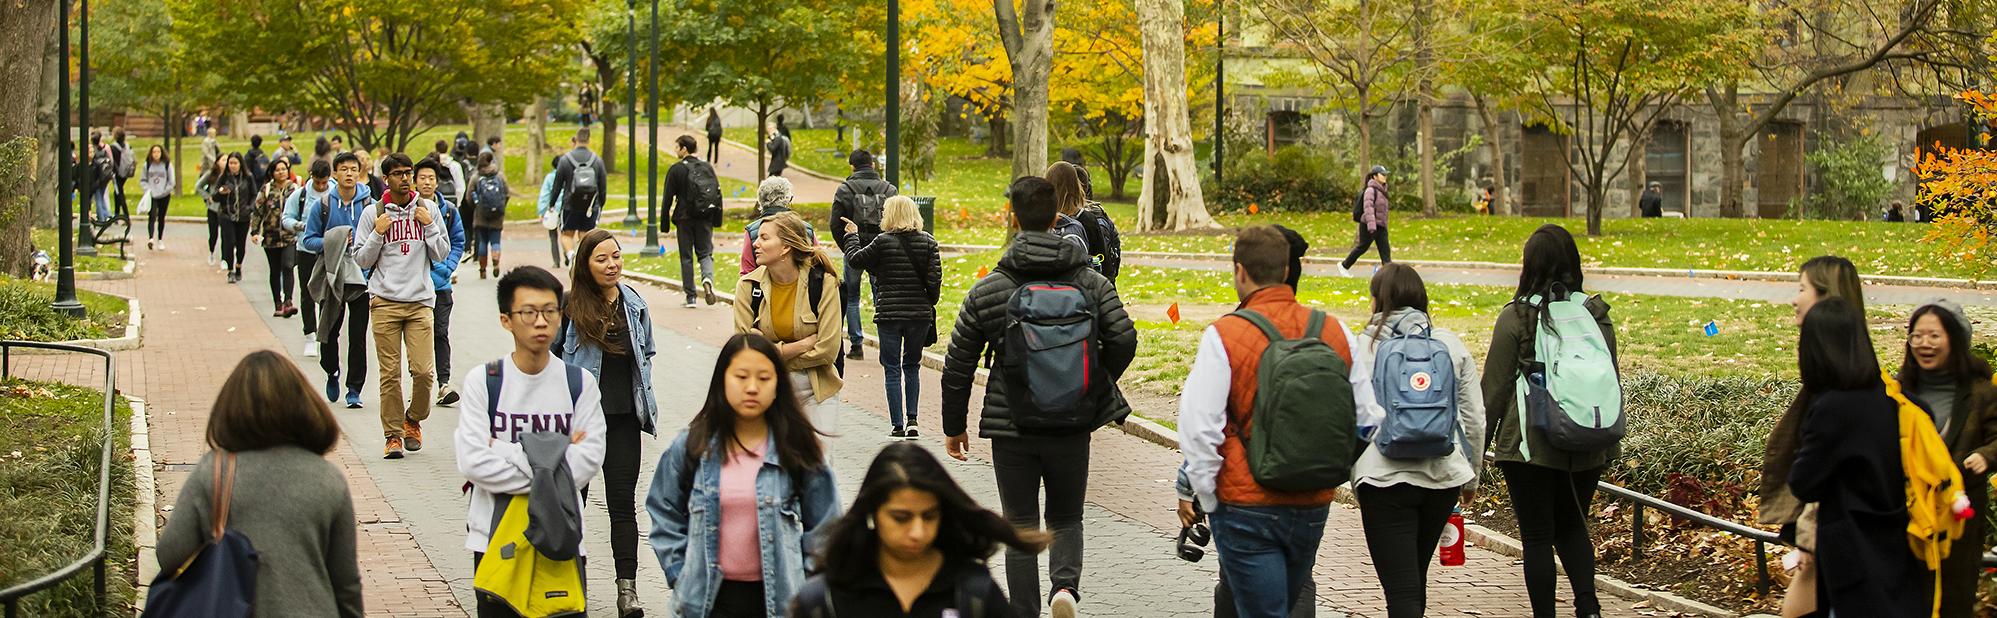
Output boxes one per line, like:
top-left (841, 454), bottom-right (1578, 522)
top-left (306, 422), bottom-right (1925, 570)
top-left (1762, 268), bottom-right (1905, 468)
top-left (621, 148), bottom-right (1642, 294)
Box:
top-left (1211, 503), bottom-right (1329, 618)
top-left (876, 320), bottom-right (927, 428)
top-left (841, 262), bottom-right (869, 348)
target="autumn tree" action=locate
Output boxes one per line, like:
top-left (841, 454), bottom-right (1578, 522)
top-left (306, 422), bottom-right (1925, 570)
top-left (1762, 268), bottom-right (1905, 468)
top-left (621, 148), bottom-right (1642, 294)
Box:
top-left (1134, 0), bottom-right (1216, 230)
top-left (1918, 92), bottom-right (1997, 276)
top-left (909, 0), bottom-right (1014, 156)
top-left (1252, 0), bottom-right (1413, 180)
top-left (996, 0), bottom-right (1056, 180)
top-left (95, 0), bottom-right (220, 194)
top-left (0, 0), bottom-right (56, 277)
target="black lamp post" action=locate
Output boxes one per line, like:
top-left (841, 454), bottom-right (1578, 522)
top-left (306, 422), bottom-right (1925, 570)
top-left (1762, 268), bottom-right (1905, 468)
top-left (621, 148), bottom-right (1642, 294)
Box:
top-left (1213, 0), bottom-right (1224, 189)
top-left (52, 0), bottom-right (84, 316)
top-left (885, 0), bottom-right (900, 186)
top-left (624, 0), bottom-right (640, 227)
top-left (644, 0), bottom-right (661, 253)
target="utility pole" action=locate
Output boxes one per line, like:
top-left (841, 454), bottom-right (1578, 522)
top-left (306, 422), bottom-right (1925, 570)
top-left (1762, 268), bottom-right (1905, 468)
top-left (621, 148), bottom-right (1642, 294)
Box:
top-left (885, 0), bottom-right (901, 185)
top-left (624, 0), bottom-right (640, 227)
top-left (644, 0), bottom-right (661, 253)
top-left (1212, 0), bottom-right (1224, 189)
top-left (53, 0), bottom-right (83, 316)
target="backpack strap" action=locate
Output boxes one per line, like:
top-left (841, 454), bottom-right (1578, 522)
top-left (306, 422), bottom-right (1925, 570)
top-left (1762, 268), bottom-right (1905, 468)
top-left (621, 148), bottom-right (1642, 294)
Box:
top-left (210, 452), bottom-right (238, 540)
top-left (806, 266), bottom-right (826, 319)
top-left (748, 280), bottom-right (765, 321)
top-left (957, 569), bottom-right (992, 618)
top-left (1228, 309), bottom-right (1288, 343)
top-left (565, 363), bottom-right (584, 407)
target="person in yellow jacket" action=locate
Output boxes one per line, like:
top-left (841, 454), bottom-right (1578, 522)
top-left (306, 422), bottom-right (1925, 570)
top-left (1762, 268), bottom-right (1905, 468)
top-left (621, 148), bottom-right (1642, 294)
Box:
top-left (734, 211), bottom-right (845, 435)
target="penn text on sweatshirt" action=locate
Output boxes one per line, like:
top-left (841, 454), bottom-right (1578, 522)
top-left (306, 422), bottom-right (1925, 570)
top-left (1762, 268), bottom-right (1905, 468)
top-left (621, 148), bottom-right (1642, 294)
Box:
top-left (354, 196), bottom-right (451, 306)
top-left (453, 355), bottom-right (607, 553)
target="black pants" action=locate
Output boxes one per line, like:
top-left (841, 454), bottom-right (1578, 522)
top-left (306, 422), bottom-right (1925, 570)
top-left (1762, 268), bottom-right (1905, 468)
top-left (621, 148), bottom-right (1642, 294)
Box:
top-left (206, 211), bottom-right (221, 254)
top-left (992, 433), bottom-right (1091, 617)
top-left (472, 552), bottom-right (586, 618)
top-left (219, 219), bottom-right (249, 270)
top-left (706, 136), bottom-right (721, 164)
top-left (603, 412), bottom-right (642, 580)
top-left (262, 246), bottom-right (293, 304)
top-left (1498, 462), bottom-right (1602, 618)
top-left (295, 251), bottom-right (320, 335)
top-left (676, 220), bottom-right (715, 303)
top-left (1357, 483), bottom-right (1460, 618)
top-left (433, 289), bottom-right (454, 385)
top-left (1341, 223), bottom-right (1391, 270)
top-left (146, 196), bottom-right (169, 240)
top-left (712, 579), bottom-right (766, 618)
top-left (320, 289), bottom-right (370, 396)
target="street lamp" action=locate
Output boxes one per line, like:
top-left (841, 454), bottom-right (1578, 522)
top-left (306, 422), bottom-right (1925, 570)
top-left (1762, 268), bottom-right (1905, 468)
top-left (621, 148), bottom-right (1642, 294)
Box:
top-left (1213, 0), bottom-right (1225, 189)
top-left (52, 0), bottom-right (84, 316)
top-left (624, 0), bottom-right (641, 227)
top-left (885, 0), bottom-right (901, 186)
top-left (644, 0), bottom-right (661, 253)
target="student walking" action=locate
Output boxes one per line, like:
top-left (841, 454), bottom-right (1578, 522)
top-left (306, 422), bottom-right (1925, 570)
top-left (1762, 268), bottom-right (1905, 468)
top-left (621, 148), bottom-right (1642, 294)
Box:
top-left (558, 230), bottom-right (658, 618)
top-left (766, 123), bottom-right (793, 178)
top-left (211, 154), bottom-right (258, 284)
top-left (552, 130), bottom-right (609, 258)
top-left (838, 196), bottom-right (940, 439)
top-left (201, 161), bottom-right (224, 268)
top-left (734, 212), bottom-right (845, 434)
top-left (536, 158), bottom-right (567, 269)
top-left (413, 159), bottom-right (467, 408)
top-left (665, 135), bottom-right (724, 308)
top-left (467, 153), bottom-right (509, 279)
top-left (253, 158), bottom-right (302, 318)
top-left (302, 153), bottom-right (377, 408)
top-left (141, 144), bottom-right (173, 250)
top-left (154, 351), bottom-right (363, 618)
top-left (943, 176), bottom-right (1139, 618)
top-left (831, 149), bottom-right (899, 359)
top-left (111, 128), bottom-right (134, 217)
top-left (1480, 224), bottom-right (1615, 618)
top-left (647, 333), bottom-right (842, 618)
top-left (1047, 162), bottom-right (1116, 279)
top-left (455, 266), bottom-right (608, 618)
top-left (1894, 299), bottom-right (1997, 616)
top-left (1176, 225), bottom-right (1363, 618)
top-left (1788, 297), bottom-right (1927, 615)
top-left (1339, 166), bottom-right (1393, 276)
top-left (354, 153), bottom-right (450, 459)
top-left (1043, 162), bottom-right (1092, 256)
top-left (739, 177), bottom-right (813, 275)
top-left (1350, 264), bottom-right (1486, 618)
top-left (789, 442), bottom-right (1042, 617)
top-left (705, 109), bottom-right (725, 165)
top-left (286, 160), bottom-right (338, 356)
top-left (1759, 255), bottom-right (1866, 616)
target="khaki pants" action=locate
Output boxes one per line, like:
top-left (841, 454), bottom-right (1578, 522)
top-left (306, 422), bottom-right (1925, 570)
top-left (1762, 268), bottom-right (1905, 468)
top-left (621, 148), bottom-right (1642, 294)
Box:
top-left (371, 297), bottom-right (435, 439)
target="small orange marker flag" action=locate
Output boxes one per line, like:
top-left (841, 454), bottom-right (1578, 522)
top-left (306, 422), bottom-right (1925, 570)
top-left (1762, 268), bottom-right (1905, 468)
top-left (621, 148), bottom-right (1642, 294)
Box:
top-left (977, 265), bottom-right (991, 279)
top-left (1167, 302), bottom-right (1182, 324)
top-left (1248, 202), bottom-right (1260, 214)
top-left (959, 206), bottom-right (970, 221)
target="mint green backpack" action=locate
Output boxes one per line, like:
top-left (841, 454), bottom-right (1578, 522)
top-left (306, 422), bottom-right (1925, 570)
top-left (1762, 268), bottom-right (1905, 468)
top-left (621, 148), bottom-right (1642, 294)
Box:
top-left (1515, 286), bottom-right (1624, 460)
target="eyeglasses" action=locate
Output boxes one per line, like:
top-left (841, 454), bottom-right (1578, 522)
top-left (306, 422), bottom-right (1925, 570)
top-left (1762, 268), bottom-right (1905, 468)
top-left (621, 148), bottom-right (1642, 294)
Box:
top-left (384, 169), bottom-right (413, 178)
top-left (508, 307), bottom-right (561, 322)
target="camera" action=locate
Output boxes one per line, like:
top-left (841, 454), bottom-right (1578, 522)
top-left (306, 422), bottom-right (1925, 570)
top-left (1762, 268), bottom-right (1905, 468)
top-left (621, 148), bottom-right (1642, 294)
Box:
top-left (1176, 520), bottom-right (1211, 563)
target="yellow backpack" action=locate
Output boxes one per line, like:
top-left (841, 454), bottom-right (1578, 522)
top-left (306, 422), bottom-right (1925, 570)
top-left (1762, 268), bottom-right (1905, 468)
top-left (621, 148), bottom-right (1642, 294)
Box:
top-left (1881, 371), bottom-right (1971, 618)
top-left (472, 495), bottom-right (586, 617)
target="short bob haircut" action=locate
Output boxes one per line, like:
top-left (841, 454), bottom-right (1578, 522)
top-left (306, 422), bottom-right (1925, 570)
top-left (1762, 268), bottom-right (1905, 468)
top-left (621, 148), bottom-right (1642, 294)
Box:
top-left (1798, 296), bottom-right (1883, 394)
top-left (880, 195), bottom-right (923, 233)
top-left (207, 351), bottom-right (341, 455)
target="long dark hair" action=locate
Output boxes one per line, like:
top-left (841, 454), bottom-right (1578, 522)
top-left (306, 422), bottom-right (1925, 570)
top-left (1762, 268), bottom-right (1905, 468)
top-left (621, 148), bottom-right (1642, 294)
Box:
top-left (1896, 305), bottom-right (1992, 389)
top-left (1515, 224), bottom-right (1584, 301)
top-left (1046, 160), bottom-right (1086, 216)
top-left (1798, 297), bottom-right (1882, 394)
top-left (685, 334), bottom-right (825, 480)
top-left (221, 153), bottom-right (250, 182)
top-left (815, 443), bottom-right (1048, 585)
top-left (1366, 262), bottom-right (1430, 341)
top-left (145, 144), bottom-right (165, 165)
top-left (564, 229), bottom-right (625, 354)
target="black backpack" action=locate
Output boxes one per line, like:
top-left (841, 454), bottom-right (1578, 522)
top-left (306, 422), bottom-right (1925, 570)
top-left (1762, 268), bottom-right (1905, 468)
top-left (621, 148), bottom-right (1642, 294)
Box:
top-left (142, 453), bottom-right (259, 618)
top-left (851, 189), bottom-right (886, 230)
top-left (990, 267), bottom-right (1110, 432)
top-left (747, 266), bottom-right (827, 323)
top-left (1352, 186), bottom-right (1369, 222)
top-left (1076, 204), bottom-right (1122, 283)
top-left (473, 175), bottom-right (509, 220)
top-left (685, 158), bottom-right (725, 221)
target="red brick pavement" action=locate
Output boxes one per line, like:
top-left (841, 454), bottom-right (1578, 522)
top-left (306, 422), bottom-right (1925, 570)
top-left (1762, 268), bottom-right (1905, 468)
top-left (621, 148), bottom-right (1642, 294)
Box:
top-left (8, 248), bottom-right (462, 617)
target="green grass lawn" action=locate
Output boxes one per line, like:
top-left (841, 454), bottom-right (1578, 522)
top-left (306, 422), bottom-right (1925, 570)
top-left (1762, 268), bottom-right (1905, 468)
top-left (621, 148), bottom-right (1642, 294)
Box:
top-left (31, 229), bottom-right (127, 274)
top-left (0, 378), bottom-right (136, 617)
top-left (722, 128), bottom-right (1016, 212)
top-left (0, 276), bottom-right (130, 341)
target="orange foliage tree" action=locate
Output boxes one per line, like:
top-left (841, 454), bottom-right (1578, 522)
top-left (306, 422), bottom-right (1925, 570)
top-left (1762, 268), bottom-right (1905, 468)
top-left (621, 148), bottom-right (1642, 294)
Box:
top-left (1917, 90), bottom-right (1997, 278)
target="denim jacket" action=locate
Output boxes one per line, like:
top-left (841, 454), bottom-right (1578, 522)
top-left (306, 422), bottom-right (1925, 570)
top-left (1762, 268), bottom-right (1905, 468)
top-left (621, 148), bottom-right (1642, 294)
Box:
top-left (647, 431), bottom-right (840, 618)
top-left (558, 283), bottom-right (658, 434)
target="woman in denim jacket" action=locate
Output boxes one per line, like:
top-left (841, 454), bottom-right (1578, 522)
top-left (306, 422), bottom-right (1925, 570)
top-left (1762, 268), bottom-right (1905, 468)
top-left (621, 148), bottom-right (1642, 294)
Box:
top-left (648, 333), bottom-right (841, 617)
top-left (558, 229), bottom-right (657, 618)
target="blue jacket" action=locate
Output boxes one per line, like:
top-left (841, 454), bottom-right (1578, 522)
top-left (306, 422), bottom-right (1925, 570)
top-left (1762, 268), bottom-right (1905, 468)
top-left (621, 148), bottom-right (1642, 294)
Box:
top-left (558, 283), bottom-right (657, 434)
top-left (535, 171), bottom-right (557, 217)
top-left (300, 184), bottom-right (376, 255)
top-left (647, 432), bottom-right (839, 618)
top-left (283, 180), bottom-right (336, 253)
top-left (430, 197), bottom-right (466, 292)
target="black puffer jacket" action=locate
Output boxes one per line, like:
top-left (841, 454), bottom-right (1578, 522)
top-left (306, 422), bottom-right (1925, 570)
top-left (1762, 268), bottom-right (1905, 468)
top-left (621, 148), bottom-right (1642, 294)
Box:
top-left (941, 232), bottom-right (1138, 439)
top-left (840, 230), bottom-right (941, 324)
top-left (830, 169), bottom-right (897, 247)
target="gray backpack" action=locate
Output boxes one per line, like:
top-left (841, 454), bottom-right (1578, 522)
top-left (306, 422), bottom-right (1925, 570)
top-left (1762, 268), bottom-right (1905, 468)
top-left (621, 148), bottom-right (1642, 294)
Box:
top-left (564, 151), bottom-right (599, 198)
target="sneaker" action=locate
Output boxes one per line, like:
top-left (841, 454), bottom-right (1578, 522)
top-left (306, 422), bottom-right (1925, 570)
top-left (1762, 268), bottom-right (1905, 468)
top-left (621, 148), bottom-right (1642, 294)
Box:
top-left (701, 277), bottom-right (717, 305)
top-left (325, 375), bottom-right (340, 402)
top-left (889, 426), bottom-right (907, 439)
top-left (436, 384), bottom-right (460, 407)
top-left (403, 421), bottom-right (424, 452)
top-left (383, 436), bottom-right (404, 459)
top-left (207, 251), bottom-right (216, 266)
top-left (345, 392), bottom-right (363, 409)
top-left (479, 265), bottom-right (488, 279)
top-left (904, 424), bottom-right (919, 439)
top-left (303, 341), bottom-right (320, 358)
top-left (1051, 588), bottom-right (1079, 618)
top-left (848, 346), bottom-right (864, 361)
top-left (682, 299), bottom-right (698, 309)
top-left (1336, 263), bottom-right (1350, 278)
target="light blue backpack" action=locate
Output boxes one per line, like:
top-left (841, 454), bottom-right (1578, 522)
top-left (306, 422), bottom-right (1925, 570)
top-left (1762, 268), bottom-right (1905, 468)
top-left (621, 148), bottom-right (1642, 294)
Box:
top-left (1370, 313), bottom-right (1462, 459)
top-left (1515, 286), bottom-right (1625, 460)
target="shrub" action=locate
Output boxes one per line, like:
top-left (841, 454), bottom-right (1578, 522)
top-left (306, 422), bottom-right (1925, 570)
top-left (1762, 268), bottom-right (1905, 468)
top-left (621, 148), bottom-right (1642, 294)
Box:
top-left (1804, 133), bottom-right (1895, 221)
top-left (0, 280), bottom-right (115, 342)
top-left (1606, 372), bottom-right (1798, 516)
top-left (1209, 146), bottom-right (1358, 214)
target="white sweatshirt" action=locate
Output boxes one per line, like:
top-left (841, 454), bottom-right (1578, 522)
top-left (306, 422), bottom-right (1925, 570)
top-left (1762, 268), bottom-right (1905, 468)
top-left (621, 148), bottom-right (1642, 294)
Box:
top-left (454, 354), bottom-right (608, 553)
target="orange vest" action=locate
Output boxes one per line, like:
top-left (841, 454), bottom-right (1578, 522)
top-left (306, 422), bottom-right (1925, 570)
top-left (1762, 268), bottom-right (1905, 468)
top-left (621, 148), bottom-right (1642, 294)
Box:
top-left (1214, 286), bottom-right (1353, 507)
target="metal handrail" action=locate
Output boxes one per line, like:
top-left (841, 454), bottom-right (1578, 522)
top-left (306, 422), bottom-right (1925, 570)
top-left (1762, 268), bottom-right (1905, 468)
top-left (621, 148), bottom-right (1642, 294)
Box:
top-left (0, 341), bottom-right (116, 618)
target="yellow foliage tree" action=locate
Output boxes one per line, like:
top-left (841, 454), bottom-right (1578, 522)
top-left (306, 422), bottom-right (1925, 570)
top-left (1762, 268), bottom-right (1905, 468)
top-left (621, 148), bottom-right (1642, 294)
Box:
top-left (1917, 90), bottom-right (1997, 277)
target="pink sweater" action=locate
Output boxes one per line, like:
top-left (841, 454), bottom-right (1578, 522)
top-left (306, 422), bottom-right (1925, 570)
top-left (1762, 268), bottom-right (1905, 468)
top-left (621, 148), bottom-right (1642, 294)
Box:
top-left (717, 446), bottom-right (765, 581)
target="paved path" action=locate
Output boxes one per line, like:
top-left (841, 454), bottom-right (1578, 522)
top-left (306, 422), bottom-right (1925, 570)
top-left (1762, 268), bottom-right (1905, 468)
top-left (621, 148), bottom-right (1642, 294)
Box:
top-left (15, 222), bottom-right (1646, 617)
top-left (636, 119), bottom-right (842, 204)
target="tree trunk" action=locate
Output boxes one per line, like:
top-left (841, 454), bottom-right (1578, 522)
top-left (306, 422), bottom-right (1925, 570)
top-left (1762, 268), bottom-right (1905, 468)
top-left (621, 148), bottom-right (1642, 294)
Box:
top-left (1628, 129), bottom-right (1648, 217)
top-left (1134, 0), bottom-right (1215, 231)
top-left (1413, 0), bottom-right (1436, 217)
top-left (756, 101), bottom-right (770, 181)
top-left (600, 108), bottom-right (619, 176)
top-left (474, 104), bottom-right (507, 177)
top-left (1473, 96), bottom-right (1511, 215)
top-left (526, 97), bottom-right (547, 190)
top-left (32, 12), bottom-right (59, 228)
top-left (985, 115), bottom-right (1009, 158)
top-left (1005, 0), bottom-right (1054, 180)
top-left (1356, 101), bottom-right (1373, 183)
top-left (1708, 85), bottom-right (1746, 218)
top-left (1586, 186), bottom-right (1605, 236)
top-left (0, 0), bottom-right (56, 277)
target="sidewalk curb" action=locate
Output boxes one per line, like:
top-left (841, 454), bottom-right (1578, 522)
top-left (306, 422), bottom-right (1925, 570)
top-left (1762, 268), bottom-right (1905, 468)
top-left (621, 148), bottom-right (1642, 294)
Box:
top-left (130, 397), bottom-right (156, 617)
top-left (16, 294), bottom-right (144, 354)
top-left (78, 259), bottom-right (138, 281)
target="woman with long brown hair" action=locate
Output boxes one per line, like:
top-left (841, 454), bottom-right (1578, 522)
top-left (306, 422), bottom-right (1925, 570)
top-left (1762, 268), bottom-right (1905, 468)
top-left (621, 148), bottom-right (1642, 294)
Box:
top-left (734, 211), bottom-right (845, 434)
top-left (253, 158), bottom-right (302, 318)
top-left (155, 351), bottom-right (361, 617)
top-left (557, 228), bottom-right (656, 618)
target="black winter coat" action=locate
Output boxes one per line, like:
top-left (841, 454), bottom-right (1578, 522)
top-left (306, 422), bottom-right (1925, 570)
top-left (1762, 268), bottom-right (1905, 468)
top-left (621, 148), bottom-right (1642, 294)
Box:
top-left (840, 229), bottom-right (941, 324)
top-left (1788, 387), bottom-right (1926, 617)
top-left (830, 170), bottom-right (898, 248)
top-left (941, 232), bottom-right (1138, 439)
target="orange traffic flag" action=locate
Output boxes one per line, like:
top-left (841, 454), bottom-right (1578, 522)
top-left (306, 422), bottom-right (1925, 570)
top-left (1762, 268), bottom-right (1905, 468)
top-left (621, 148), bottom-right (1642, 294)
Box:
top-left (977, 265), bottom-right (991, 279)
top-left (1167, 302), bottom-right (1181, 325)
top-left (1248, 202), bottom-right (1260, 214)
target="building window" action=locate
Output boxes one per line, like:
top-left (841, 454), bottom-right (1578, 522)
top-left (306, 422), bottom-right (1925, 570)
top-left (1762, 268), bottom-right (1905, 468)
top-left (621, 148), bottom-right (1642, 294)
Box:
top-left (1266, 110), bottom-right (1309, 153)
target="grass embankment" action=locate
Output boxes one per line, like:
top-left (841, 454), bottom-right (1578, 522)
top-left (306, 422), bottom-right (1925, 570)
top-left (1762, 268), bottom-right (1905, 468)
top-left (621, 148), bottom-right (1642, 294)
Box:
top-left (0, 276), bottom-right (129, 342)
top-left (0, 378), bottom-right (136, 616)
top-left (30, 230), bottom-right (127, 274)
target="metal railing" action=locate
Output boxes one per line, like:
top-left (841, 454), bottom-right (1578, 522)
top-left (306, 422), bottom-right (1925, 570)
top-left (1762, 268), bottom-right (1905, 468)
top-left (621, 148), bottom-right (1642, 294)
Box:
top-left (0, 341), bottom-right (117, 618)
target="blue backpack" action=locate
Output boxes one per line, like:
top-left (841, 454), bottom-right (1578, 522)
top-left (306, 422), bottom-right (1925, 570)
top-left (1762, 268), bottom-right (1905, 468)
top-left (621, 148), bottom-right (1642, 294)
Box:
top-left (143, 453), bottom-right (258, 618)
top-left (1369, 314), bottom-right (1463, 459)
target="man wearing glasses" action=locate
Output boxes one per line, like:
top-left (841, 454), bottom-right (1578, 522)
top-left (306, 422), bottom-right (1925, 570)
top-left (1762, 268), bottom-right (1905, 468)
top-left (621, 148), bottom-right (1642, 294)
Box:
top-left (355, 153), bottom-right (451, 459)
top-left (302, 152), bottom-right (378, 410)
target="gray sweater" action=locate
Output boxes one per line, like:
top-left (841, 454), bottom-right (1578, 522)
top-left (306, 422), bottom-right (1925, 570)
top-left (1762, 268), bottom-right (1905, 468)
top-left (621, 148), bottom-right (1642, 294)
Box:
top-left (157, 447), bottom-right (362, 618)
top-left (354, 197), bottom-right (450, 306)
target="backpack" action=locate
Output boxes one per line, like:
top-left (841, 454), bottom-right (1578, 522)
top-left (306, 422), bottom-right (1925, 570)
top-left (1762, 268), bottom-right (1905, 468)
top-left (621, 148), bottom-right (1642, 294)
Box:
top-left (685, 158), bottom-right (725, 220)
top-left (1369, 315), bottom-right (1462, 459)
top-left (142, 453), bottom-right (259, 618)
top-left (1514, 287), bottom-right (1624, 460)
top-left (115, 143), bottom-right (136, 179)
top-left (564, 151), bottom-right (599, 199)
top-left (1076, 204), bottom-right (1122, 283)
top-left (1351, 186), bottom-right (1369, 222)
top-left (1883, 371), bottom-right (1970, 615)
top-left (474, 175), bottom-right (510, 220)
top-left (436, 166), bottom-right (461, 204)
top-left (849, 185), bottom-right (887, 230)
top-left (473, 494), bottom-right (587, 617)
top-left (1228, 309), bottom-right (1359, 492)
top-left (991, 267), bottom-right (1111, 432)
top-left (747, 266), bottom-right (826, 323)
